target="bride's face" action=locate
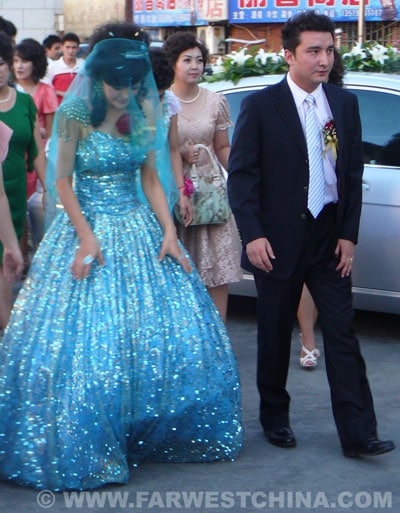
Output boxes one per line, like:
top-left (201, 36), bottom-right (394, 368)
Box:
top-left (102, 81), bottom-right (140, 110)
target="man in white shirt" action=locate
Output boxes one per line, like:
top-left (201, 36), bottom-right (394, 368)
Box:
top-left (45, 32), bottom-right (84, 104)
top-left (43, 34), bottom-right (62, 63)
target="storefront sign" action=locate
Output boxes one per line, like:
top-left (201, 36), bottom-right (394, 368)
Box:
top-left (133, 0), bottom-right (227, 26)
top-left (228, 0), bottom-right (398, 23)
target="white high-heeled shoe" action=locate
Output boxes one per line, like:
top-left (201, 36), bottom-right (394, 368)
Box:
top-left (300, 345), bottom-right (320, 368)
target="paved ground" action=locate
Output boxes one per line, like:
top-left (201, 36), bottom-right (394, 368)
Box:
top-left (0, 296), bottom-right (399, 513)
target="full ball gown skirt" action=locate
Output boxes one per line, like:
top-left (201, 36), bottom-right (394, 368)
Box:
top-left (0, 133), bottom-right (243, 491)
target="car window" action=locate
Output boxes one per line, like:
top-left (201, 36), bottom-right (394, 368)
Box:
top-left (224, 84), bottom-right (400, 168)
top-left (349, 88), bottom-right (400, 167)
top-left (224, 91), bottom-right (252, 139)
top-left (78, 43), bottom-right (90, 59)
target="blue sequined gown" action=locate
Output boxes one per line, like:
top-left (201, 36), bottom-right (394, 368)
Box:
top-left (0, 131), bottom-right (243, 491)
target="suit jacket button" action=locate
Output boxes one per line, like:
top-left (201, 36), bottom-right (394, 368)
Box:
top-left (303, 186), bottom-right (308, 192)
top-left (300, 213), bottom-right (307, 220)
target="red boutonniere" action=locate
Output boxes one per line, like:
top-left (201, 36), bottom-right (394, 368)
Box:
top-left (116, 113), bottom-right (131, 135)
top-left (322, 119), bottom-right (338, 160)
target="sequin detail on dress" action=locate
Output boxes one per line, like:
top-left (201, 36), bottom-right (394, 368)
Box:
top-left (0, 130), bottom-right (243, 491)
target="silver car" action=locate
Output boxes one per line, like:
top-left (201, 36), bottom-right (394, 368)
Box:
top-left (203, 72), bottom-right (400, 315)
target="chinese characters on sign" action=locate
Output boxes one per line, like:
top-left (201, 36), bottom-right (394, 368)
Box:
top-left (132, 0), bottom-right (397, 25)
top-left (133, 0), bottom-right (227, 25)
top-left (229, 0), bottom-right (395, 22)
top-left (201, 0), bottom-right (227, 18)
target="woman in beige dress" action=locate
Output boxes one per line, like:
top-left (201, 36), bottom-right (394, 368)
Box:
top-left (164, 32), bottom-right (242, 321)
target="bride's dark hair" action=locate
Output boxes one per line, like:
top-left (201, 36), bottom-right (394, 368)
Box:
top-left (89, 21), bottom-right (150, 52)
top-left (85, 37), bottom-right (150, 127)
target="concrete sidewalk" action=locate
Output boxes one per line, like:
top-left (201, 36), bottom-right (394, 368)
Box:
top-left (0, 297), bottom-right (399, 512)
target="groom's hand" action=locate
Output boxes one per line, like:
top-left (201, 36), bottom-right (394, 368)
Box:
top-left (246, 237), bottom-right (275, 272)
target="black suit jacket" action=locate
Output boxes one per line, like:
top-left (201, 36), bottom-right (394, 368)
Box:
top-left (227, 76), bottom-right (364, 280)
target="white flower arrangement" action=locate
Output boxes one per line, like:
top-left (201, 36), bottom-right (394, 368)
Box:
top-left (342, 41), bottom-right (399, 71)
top-left (205, 42), bottom-right (400, 84)
top-left (207, 46), bottom-right (287, 84)
top-left (229, 48), bottom-right (253, 66)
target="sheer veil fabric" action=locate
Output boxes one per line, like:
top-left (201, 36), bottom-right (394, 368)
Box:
top-left (45, 38), bottom-right (176, 227)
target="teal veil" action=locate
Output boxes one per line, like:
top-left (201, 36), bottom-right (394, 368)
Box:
top-left (45, 38), bottom-right (178, 228)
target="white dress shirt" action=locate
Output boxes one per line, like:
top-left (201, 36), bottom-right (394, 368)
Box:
top-left (287, 74), bottom-right (338, 204)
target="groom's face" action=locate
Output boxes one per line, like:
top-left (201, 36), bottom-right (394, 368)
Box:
top-left (285, 31), bottom-right (335, 93)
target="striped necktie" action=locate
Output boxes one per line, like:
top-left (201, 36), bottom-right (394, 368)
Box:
top-left (305, 94), bottom-right (325, 218)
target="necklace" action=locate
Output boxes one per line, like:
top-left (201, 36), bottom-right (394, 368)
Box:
top-left (0, 88), bottom-right (11, 104)
top-left (172, 85), bottom-right (201, 104)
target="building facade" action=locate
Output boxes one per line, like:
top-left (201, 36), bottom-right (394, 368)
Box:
top-left (63, 0), bottom-right (129, 41)
top-left (132, 0), bottom-right (400, 53)
top-left (2, 1), bottom-right (398, 52)
top-left (0, 0), bottom-right (63, 43)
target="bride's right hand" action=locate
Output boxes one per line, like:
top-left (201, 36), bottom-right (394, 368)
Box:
top-left (71, 234), bottom-right (105, 280)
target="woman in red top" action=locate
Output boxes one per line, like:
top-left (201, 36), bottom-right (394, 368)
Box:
top-left (13, 39), bottom-right (58, 149)
top-left (13, 38), bottom-right (58, 252)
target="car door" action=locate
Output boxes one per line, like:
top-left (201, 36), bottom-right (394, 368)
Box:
top-left (348, 85), bottom-right (400, 313)
top-left (210, 76), bottom-right (400, 313)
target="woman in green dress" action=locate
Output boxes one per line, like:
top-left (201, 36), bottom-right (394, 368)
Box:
top-left (0, 121), bottom-right (23, 287)
top-left (0, 33), bottom-right (46, 329)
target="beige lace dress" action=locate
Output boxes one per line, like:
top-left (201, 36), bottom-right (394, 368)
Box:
top-left (176, 87), bottom-right (242, 288)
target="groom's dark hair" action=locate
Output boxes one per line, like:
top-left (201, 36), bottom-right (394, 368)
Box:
top-left (282, 11), bottom-right (335, 53)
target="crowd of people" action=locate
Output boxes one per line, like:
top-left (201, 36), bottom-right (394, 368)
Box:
top-left (0, 11), bottom-right (395, 492)
top-left (0, 19), bottom-right (85, 328)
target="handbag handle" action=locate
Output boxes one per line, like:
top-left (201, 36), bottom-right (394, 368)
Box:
top-left (190, 143), bottom-right (225, 180)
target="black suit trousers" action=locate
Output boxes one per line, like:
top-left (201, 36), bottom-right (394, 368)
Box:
top-left (254, 204), bottom-right (377, 448)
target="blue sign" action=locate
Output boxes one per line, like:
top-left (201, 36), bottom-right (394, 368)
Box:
top-left (133, 0), bottom-right (209, 26)
top-left (228, 0), bottom-right (398, 23)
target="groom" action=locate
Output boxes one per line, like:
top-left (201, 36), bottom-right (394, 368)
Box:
top-left (228, 10), bottom-right (394, 457)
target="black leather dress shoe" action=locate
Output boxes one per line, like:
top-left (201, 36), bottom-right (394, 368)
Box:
top-left (264, 427), bottom-right (296, 448)
top-left (343, 438), bottom-right (395, 458)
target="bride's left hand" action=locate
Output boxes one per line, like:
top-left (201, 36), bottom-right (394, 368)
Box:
top-left (158, 232), bottom-right (192, 273)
